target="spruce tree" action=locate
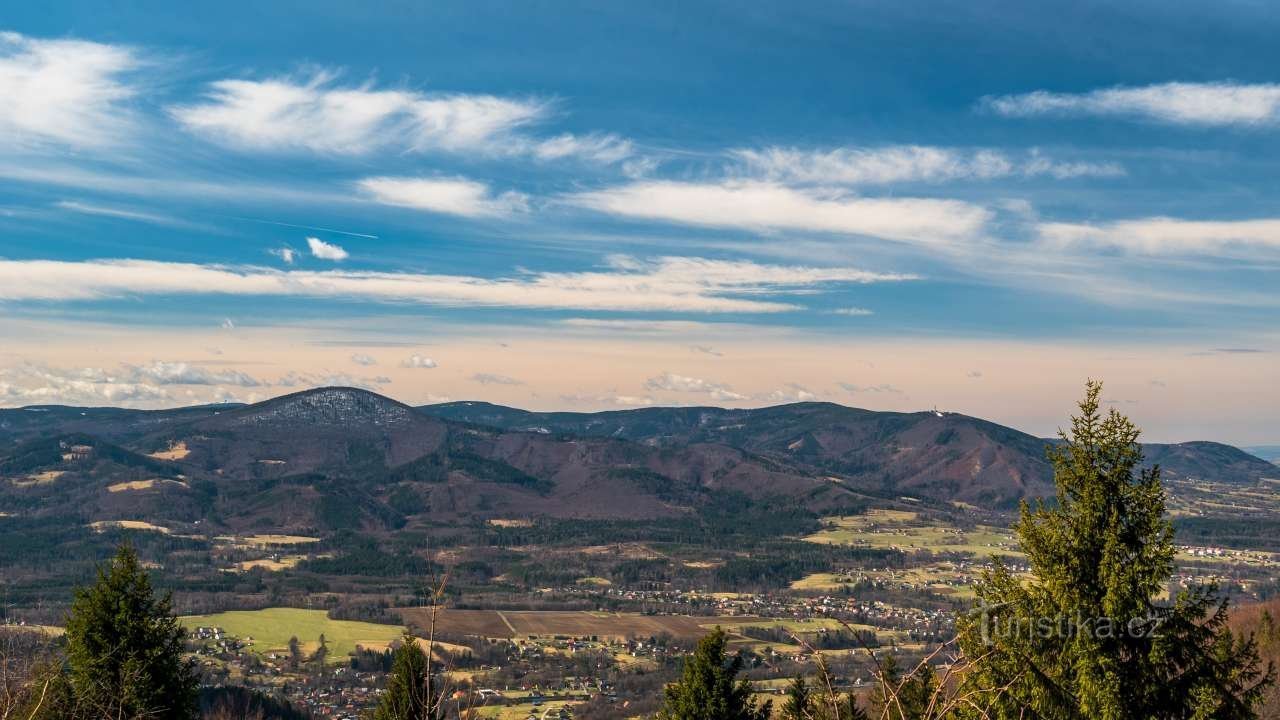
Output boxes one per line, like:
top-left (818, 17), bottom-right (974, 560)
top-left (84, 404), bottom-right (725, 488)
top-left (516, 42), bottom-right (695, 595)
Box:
top-left (62, 543), bottom-right (198, 719)
top-left (869, 654), bottom-right (933, 720)
top-left (782, 675), bottom-right (812, 720)
top-left (371, 634), bottom-right (442, 720)
top-left (657, 628), bottom-right (770, 720)
top-left (957, 380), bottom-right (1271, 719)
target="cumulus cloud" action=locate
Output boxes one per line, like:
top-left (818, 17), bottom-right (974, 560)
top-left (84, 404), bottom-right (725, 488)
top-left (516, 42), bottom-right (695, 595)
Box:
top-left (350, 353), bottom-right (377, 366)
top-left (357, 176), bottom-right (530, 218)
top-left (982, 82), bottom-right (1280, 126)
top-left (169, 71), bottom-right (547, 155)
top-left (401, 354), bottom-right (438, 369)
top-left (306, 236), bottom-right (348, 260)
top-left (0, 364), bottom-right (169, 407)
top-left (643, 372), bottom-right (745, 401)
top-left (125, 360), bottom-right (262, 387)
top-left (270, 246), bottom-right (297, 264)
top-left (471, 372), bottom-right (521, 385)
top-left (560, 392), bottom-right (656, 407)
top-left (0, 31), bottom-right (143, 149)
top-left (0, 256), bottom-right (912, 314)
top-left (1038, 217), bottom-right (1280, 255)
top-left (567, 181), bottom-right (990, 245)
top-left (733, 146), bottom-right (1122, 185)
top-left (757, 383), bottom-right (818, 403)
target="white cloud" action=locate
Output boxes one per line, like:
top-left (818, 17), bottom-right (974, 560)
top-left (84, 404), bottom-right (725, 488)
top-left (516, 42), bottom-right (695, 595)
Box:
top-left (169, 71), bottom-right (547, 155)
top-left (306, 236), bottom-right (348, 261)
top-left (567, 181), bottom-right (990, 245)
top-left (0, 363), bottom-right (169, 407)
top-left (982, 82), bottom-right (1280, 126)
top-left (561, 392), bottom-right (655, 407)
top-left (1038, 217), bottom-right (1280, 254)
top-left (0, 32), bottom-right (142, 150)
top-left (55, 200), bottom-right (190, 227)
top-left (643, 372), bottom-right (744, 401)
top-left (126, 360), bottom-right (262, 387)
top-left (533, 133), bottom-right (633, 164)
top-left (472, 372), bottom-right (521, 385)
top-left (358, 176), bottom-right (529, 218)
top-left (350, 353), bottom-right (377, 366)
top-left (757, 383), bottom-right (818, 403)
top-left (401, 354), bottom-right (438, 369)
top-left (0, 256), bottom-right (912, 313)
top-left (270, 246), bottom-right (297, 264)
top-left (832, 307), bottom-right (874, 316)
top-left (733, 146), bottom-right (1122, 185)
top-left (839, 382), bottom-right (903, 395)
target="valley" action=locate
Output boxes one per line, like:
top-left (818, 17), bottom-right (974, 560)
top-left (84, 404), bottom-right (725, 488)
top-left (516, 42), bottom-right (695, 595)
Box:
top-left (2, 386), bottom-right (1277, 717)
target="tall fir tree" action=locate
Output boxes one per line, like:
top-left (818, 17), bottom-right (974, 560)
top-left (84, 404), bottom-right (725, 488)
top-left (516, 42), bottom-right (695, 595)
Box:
top-left (61, 543), bottom-right (198, 719)
top-left (956, 380), bottom-right (1271, 719)
top-left (782, 675), bottom-right (812, 720)
top-left (868, 654), bottom-right (934, 720)
top-left (657, 628), bottom-right (770, 720)
top-left (370, 634), bottom-right (443, 720)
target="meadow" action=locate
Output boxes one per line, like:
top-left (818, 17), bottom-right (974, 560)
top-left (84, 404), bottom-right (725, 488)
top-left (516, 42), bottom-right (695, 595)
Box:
top-left (180, 607), bottom-right (405, 664)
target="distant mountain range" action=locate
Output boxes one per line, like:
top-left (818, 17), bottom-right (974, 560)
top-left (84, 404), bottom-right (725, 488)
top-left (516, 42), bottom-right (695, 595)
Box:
top-left (0, 388), bottom-right (1274, 536)
top-left (1245, 446), bottom-right (1280, 465)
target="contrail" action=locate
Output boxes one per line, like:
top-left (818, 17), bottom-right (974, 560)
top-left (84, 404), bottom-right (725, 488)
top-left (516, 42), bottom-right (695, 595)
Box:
top-left (229, 216), bottom-right (380, 239)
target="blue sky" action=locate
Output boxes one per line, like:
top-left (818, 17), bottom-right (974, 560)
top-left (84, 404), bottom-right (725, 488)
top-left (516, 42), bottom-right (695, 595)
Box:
top-left (0, 1), bottom-right (1276, 444)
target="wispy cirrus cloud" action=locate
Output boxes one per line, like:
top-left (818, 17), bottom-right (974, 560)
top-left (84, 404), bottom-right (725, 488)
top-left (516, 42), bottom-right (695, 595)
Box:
top-left (54, 200), bottom-right (192, 228)
top-left (567, 180), bottom-right (990, 245)
top-left (357, 176), bottom-right (530, 218)
top-left (472, 372), bottom-right (522, 385)
top-left (0, 256), bottom-right (908, 313)
top-left (532, 133), bottom-right (633, 164)
top-left (732, 146), bottom-right (1122, 185)
top-left (169, 71), bottom-right (547, 155)
top-left (982, 82), bottom-right (1280, 126)
top-left (1038, 217), bottom-right (1280, 254)
top-left (0, 31), bottom-right (144, 150)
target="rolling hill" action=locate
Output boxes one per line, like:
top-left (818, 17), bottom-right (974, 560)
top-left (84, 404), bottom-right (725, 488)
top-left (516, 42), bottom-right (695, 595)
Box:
top-left (1, 388), bottom-right (1274, 539)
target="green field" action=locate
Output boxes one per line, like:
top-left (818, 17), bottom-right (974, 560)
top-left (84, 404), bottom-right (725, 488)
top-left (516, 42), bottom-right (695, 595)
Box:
top-left (180, 607), bottom-right (405, 664)
top-left (803, 510), bottom-right (1021, 558)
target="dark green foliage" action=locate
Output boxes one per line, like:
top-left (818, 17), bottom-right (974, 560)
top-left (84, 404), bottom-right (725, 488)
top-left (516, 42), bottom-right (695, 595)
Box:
top-left (782, 676), bottom-right (811, 720)
top-left (0, 434), bottom-right (181, 477)
top-left (656, 628), bottom-right (770, 720)
top-left (388, 484), bottom-right (428, 515)
top-left (302, 547), bottom-right (442, 577)
top-left (58, 543), bottom-right (198, 719)
top-left (198, 686), bottom-right (310, 720)
top-left (447, 451), bottom-right (551, 493)
top-left (370, 633), bottom-right (443, 720)
top-left (868, 654), bottom-right (933, 720)
top-left (957, 381), bottom-right (1272, 719)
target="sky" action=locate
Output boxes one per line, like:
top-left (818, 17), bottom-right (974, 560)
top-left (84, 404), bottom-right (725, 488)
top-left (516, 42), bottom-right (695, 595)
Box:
top-left (0, 0), bottom-right (1277, 445)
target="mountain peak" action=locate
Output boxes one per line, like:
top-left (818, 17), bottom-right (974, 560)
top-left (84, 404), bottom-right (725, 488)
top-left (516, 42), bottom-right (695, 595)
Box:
top-left (222, 386), bottom-right (417, 429)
